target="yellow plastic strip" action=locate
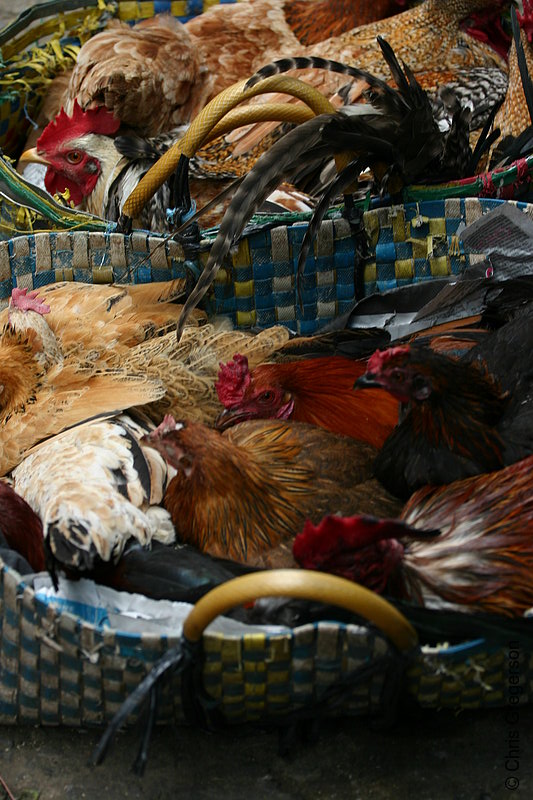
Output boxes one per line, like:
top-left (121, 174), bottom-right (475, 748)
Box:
top-left (183, 570), bottom-right (418, 653)
top-left (1, 5), bottom-right (113, 61)
top-left (205, 103), bottom-right (314, 144)
top-left (122, 74), bottom-right (345, 219)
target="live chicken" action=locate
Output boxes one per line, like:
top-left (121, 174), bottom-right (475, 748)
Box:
top-left (141, 414), bottom-right (402, 567)
top-left (355, 314), bottom-right (533, 497)
top-left (174, 29), bottom-right (502, 335)
top-left (293, 454), bottom-right (533, 616)
top-left (215, 352), bottom-right (399, 448)
top-left (11, 413), bottom-right (175, 584)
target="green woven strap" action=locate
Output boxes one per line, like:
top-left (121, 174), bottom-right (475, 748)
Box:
top-left (0, 0), bottom-right (113, 45)
top-left (0, 156), bottom-right (109, 231)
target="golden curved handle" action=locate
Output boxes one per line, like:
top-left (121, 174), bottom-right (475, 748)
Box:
top-left (182, 569), bottom-right (418, 653)
top-left (205, 102), bottom-right (314, 144)
top-left (122, 74), bottom-right (340, 221)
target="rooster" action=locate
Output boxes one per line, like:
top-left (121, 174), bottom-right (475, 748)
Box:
top-left (173, 34), bottom-right (506, 335)
top-left (10, 413), bottom-right (175, 585)
top-left (119, 319), bottom-right (292, 426)
top-left (141, 414), bottom-right (403, 567)
top-left (0, 285), bottom-right (168, 476)
top-left (293, 454), bottom-right (533, 617)
top-left (215, 352), bottom-right (399, 449)
top-left (18, 100), bottom-right (315, 232)
top-left (355, 313), bottom-right (533, 498)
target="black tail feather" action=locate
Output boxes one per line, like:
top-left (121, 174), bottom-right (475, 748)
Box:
top-left (512, 6), bottom-right (533, 126)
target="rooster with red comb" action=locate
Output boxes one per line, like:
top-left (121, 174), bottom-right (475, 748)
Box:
top-left (355, 314), bottom-right (533, 498)
top-left (293, 453), bottom-right (533, 617)
top-left (19, 100), bottom-right (190, 232)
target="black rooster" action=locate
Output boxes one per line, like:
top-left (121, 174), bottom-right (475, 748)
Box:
top-left (355, 312), bottom-right (533, 498)
top-left (175, 35), bottom-right (501, 337)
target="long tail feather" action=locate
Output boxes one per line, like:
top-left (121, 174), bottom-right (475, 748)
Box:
top-left (512, 6), bottom-right (533, 126)
top-left (175, 115), bottom-right (333, 339)
top-left (244, 54), bottom-right (403, 111)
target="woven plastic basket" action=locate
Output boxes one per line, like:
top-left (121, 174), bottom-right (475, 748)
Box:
top-left (1, 193), bottom-right (533, 730)
top-left (1, 0), bottom-right (532, 733)
top-left (2, 559), bottom-right (533, 729)
top-left (0, 196), bottom-right (528, 333)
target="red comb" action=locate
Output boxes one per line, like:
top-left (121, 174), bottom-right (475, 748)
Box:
top-left (518, 0), bottom-right (533, 43)
top-left (216, 355), bottom-right (251, 407)
top-left (150, 414), bottom-right (178, 439)
top-left (367, 345), bottom-right (410, 374)
top-left (37, 100), bottom-right (120, 151)
top-left (293, 514), bottom-right (408, 568)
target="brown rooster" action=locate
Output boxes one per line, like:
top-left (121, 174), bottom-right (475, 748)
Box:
top-left (119, 320), bottom-right (292, 426)
top-left (32, 1), bottom-right (406, 138)
top-left (223, 0), bottom-right (509, 154)
top-left (355, 314), bottom-right (533, 498)
top-left (141, 414), bottom-right (403, 567)
top-left (293, 454), bottom-right (533, 617)
top-left (215, 352), bottom-right (399, 449)
top-left (0, 286), bottom-right (169, 476)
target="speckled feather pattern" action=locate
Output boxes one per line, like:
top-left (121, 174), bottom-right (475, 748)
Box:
top-left (399, 456), bottom-right (533, 615)
top-left (11, 414), bottom-right (176, 572)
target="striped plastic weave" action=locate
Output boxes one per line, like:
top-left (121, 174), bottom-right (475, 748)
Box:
top-left (0, 0), bottom-right (532, 731)
top-left (0, 197), bottom-right (526, 333)
top-left (2, 562), bottom-right (532, 727)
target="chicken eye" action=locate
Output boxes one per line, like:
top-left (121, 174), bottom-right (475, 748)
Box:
top-left (259, 391), bottom-right (274, 403)
top-left (391, 369), bottom-right (404, 383)
top-left (66, 151), bottom-right (83, 164)
top-left (178, 454), bottom-right (193, 470)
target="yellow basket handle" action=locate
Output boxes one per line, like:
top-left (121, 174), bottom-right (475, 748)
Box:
top-left (122, 74), bottom-right (345, 221)
top-left (182, 569), bottom-right (418, 653)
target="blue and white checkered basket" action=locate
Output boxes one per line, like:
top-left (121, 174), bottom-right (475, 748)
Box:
top-left (1, 0), bottom-right (533, 733)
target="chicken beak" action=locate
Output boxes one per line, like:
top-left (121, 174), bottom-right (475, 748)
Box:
top-left (215, 407), bottom-right (244, 431)
top-left (354, 373), bottom-right (382, 390)
top-left (17, 147), bottom-right (50, 171)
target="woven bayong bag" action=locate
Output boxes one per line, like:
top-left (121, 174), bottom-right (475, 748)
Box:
top-left (0, 196), bottom-right (527, 333)
top-left (1, 561), bottom-right (532, 728)
top-left (0, 0), bottom-right (532, 732)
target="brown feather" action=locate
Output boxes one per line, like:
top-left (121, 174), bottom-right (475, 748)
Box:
top-left (143, 418), bottom-right (402, 566)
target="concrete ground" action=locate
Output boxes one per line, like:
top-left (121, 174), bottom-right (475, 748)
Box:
top-left (0, 2), bottom-right (531, 798)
